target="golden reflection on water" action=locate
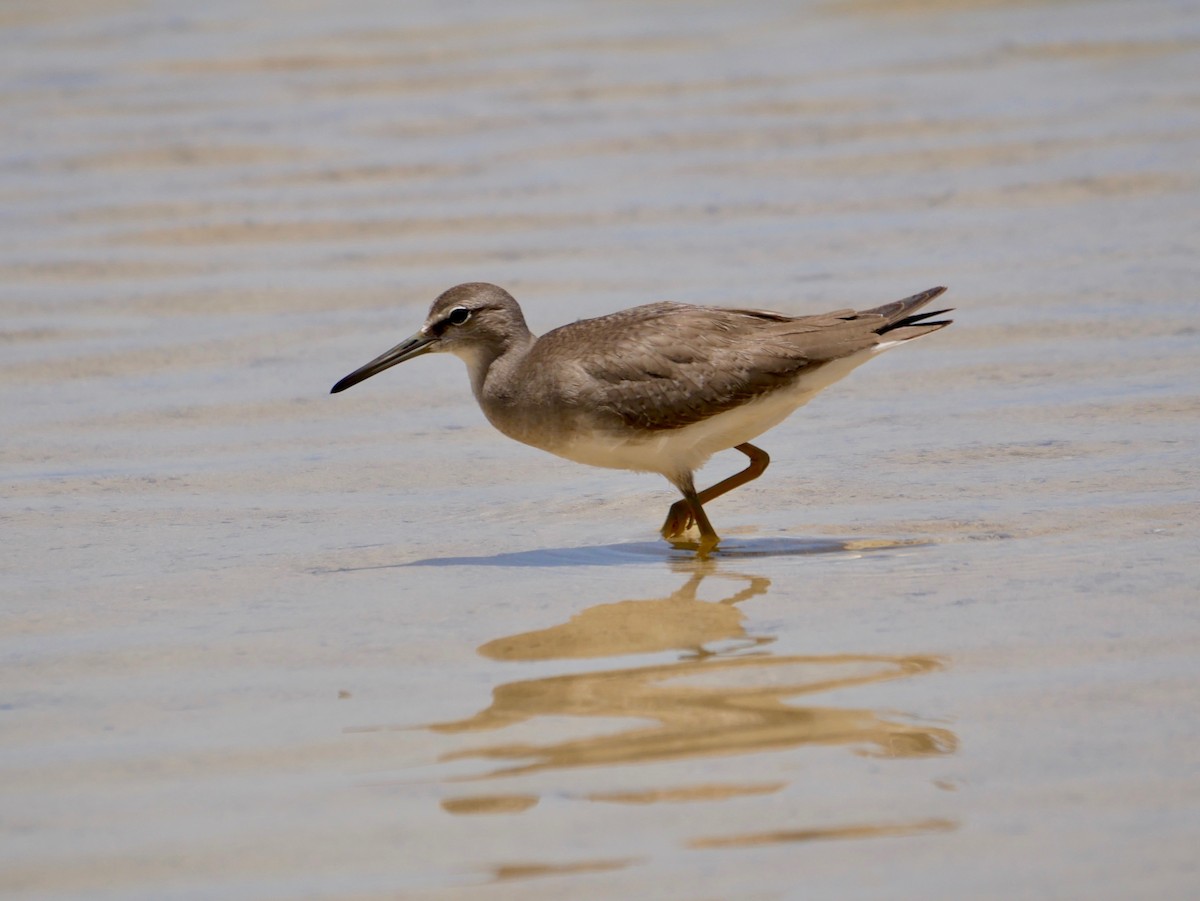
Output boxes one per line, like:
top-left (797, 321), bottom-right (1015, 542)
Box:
top-left (440, 794), bottom-right (538, 815)
top-left (431, 564), bottom-right (957, 781)
top-left (476, 568), bottom-right (771, 661)
top-left (689, 817), bottom-right (957, 849)
top-left (434, 650), bottom-right (953, 777)
top-left (590, 782), bottom-right (786, 805)
top-left (490, 857), bottom-right (640, 882)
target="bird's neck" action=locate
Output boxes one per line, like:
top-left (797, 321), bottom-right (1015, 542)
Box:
top-left (459, 332), bottom-right (536, 405)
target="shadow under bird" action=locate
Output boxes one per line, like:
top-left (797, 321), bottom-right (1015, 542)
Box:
top-left (331, 282), bottom-right (952, 552)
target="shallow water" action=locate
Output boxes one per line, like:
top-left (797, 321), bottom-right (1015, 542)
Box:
top-left (3, 1), bottom-right (1199, 898)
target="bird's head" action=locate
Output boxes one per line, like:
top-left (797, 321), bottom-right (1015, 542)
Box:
top-left (330, 282), bottom-right (529, 394)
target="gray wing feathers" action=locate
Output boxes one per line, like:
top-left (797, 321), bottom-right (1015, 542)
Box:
top-left (540, 289), bottom-right (950, 432)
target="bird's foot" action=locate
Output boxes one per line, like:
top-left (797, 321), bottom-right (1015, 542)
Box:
top-left (661, 502), bottom-right (721, 556)
top-left (660, 500), bottom-right (696, 540)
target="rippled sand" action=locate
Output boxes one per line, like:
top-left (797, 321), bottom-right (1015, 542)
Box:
top-left (3, 1), bottom-right (1198, 898)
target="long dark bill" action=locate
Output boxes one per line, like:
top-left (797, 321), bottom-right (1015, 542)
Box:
top-left (330, 332), bottom-right (437, 394)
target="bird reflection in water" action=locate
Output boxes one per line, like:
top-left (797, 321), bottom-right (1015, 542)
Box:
top-left (429, 562), bottom-right (957, 785)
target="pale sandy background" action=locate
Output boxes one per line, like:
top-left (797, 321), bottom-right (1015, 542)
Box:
top-left (3, 1), bottom-right (1199, 899)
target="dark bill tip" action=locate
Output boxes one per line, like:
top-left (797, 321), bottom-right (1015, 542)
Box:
top-left (330, 332), bottom-right (436, 394)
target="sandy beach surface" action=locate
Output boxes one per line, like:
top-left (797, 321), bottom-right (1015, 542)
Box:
top-left (3, 1), bottom-right (1198, 898)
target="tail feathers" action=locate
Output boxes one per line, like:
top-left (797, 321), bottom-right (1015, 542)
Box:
top-left (868, 286), bottom-right (952, 342)
top-left (885, 305), bottom-right (953, 330)
top-left (862, 286), bottom-right (947, 322)
top-left (879, 318), bottom-right (952, 345)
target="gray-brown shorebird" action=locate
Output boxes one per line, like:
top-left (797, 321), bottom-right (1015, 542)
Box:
top-left (331, 283), bottom-right (952, 551)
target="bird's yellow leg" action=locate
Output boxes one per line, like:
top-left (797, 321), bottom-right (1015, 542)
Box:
top-left (660, 443), bottom-right (770, 541)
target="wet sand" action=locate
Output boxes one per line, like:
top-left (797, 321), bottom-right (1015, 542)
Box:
top-left (3, 0), bottom-right (1199, 898)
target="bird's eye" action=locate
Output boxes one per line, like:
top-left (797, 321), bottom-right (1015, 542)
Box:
top-left (447, 307), bottom-right (471, 326)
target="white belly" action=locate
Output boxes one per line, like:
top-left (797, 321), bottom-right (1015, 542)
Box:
top-left (553, 347), bottom-right (878, 478)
